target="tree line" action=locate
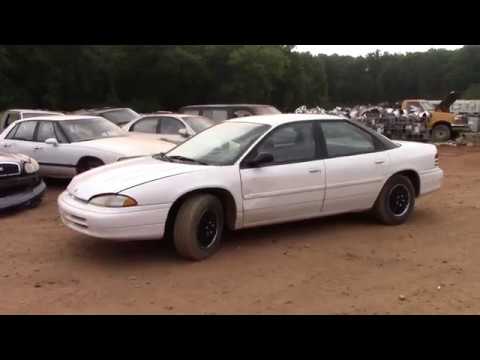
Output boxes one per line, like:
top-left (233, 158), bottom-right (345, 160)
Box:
top-left (1, 45), bottom-right (479, 113)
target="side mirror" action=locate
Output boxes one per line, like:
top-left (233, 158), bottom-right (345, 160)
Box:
top-left (45, 138), bottom-right (58, 146)
top-left (178, 128), bottom-right (190, 138)
top-left (246, 152), bottom-right (274, 167)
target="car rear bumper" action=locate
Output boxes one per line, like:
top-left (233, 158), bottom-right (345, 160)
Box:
top-left (57, 191), bottom-right (170, 241)
top-left (419, 168), bottom-right (443, 196)
top-left (0, 179), bottom-right (46, 211)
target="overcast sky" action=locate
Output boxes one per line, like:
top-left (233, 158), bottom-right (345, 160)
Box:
top-left (294, 45), bottom-right (463, 57)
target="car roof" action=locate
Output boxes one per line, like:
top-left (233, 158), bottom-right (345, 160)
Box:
top-left (8, 109), bottom-right (63, 114)
top-left (14, 115), bottom-right (102, 123)
top-left (139, 113), bottom-right (207, 119)
top-left (228, 113), bottom-right (346, 126)
top-left (181, 104), bottom-right (275, 109)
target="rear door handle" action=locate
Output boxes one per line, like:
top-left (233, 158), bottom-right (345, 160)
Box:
top-left (33, 147), bottom-right (42, 150)
top-left (375, 160), bottom-right (385, 165)
top-left (309, 169), bottom-right (321, 173)
top-left (3, 144), bottom-right (11, 148)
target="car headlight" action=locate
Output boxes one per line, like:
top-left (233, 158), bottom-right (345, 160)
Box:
top-left (24, 159), bottom-right (40, 174)
top-left (88, 194), bottom-right (138, 207)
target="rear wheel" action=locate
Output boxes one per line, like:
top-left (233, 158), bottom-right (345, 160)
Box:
top-left (76, 157), bottom-right (104, 174)
top-left (373, 175), bottom-right (415, 225)
top-left (432, 124), bottom-right (451, 142)
top-left (173, 194), bottom-right (224, 261)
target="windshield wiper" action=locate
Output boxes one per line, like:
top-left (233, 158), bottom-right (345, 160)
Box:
top-left (166, 155), bottom-right (209, 165)
top-left (154, 152), bottom-right (172, 162)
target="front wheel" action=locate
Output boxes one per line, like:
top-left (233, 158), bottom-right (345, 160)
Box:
top-left (76, 158), bottom-right (105, 174)
top-left (173, 194), bottom-right (224, 261)
top-left (431, 124), bottom-right (451, 142)
top-left (373, 175), bottom-right (415, 225)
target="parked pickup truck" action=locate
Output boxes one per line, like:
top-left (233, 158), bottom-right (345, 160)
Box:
top-left (402, 92), bottom-right (470, 142)
top-left (0, 109), bottom-right (63, 132)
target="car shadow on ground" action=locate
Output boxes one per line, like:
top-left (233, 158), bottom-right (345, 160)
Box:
top-left (44, 178), bottom-right (71, 189)
top-left (66, 211), bottom-right (383, 266)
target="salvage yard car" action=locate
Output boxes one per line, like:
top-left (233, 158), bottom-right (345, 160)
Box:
top-left (179, 104), bottom-right (281, 123)
top-left (0, 152), bottom-right (45, 211)
top-left (72, 107), bottom-right (140, 127)
top-left (123, 113), bottom-right (215, 144)
top-left (0, 115), bottom-right (175, 178)
top-left (0, 109), bottom-right (64, 132)
top-left (58, 114), bottom-right (443, 261)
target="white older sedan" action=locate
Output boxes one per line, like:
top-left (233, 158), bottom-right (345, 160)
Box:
top-left (0, 115), bottom-right (175, 178)
top-left (122, 113), bottom-right (215, 145)
top-left (58, 114), bottom-right (443, 260)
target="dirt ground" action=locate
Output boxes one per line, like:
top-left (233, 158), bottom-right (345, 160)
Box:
top-left (1, 146), bottom-right (480, 314)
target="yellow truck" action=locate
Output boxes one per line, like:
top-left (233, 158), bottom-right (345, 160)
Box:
top-left (401, 91), bottom-right (470, 142)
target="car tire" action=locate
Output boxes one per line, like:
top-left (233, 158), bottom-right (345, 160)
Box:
top-left (173, 194), bottom-right (224, 261)
top-left (76, 158), bottom-right (105, 174)
top-left (373, 175), bottom-right (415, 225)
top-left (432, 124), bottom-right (451, 142)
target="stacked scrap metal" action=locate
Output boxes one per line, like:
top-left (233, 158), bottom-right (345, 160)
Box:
top-left (294, 105), bottom-right (431, 141)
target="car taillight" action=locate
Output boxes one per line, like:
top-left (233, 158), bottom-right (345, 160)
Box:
top-left (435, 152), bottom-right (439, 167)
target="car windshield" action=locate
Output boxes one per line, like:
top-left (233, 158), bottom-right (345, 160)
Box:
top-left (181, 116), bottom-right (215, 133)
top-left (59, 118), bottom-right (127, 142)
top-left (419, 101), bottom-right (434, 112)
top-left (101, 109), bottom-right (140, 125)
top-left (156, 122), bottom-right (270, 166)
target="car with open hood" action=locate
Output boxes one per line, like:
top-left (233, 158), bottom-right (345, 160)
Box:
top-left (0, 115), bottom-right (175, 178)
top-left (0, 152), bottom-right (45, 211)
top-left (58, 114), bottom-right (443, 261)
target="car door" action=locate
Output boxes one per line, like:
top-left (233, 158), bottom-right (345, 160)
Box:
top-left (0, 120), bottom-right (37, 156)
top-left (239, 121), bottom-right (326, 227)
top-left (157, 116), bottom-right (187, 144)
top-left (30, 121), bottom-right (76, 177)
top-left (319, 120), bottom-right (390, 215)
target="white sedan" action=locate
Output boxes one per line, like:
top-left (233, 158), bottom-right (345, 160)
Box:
top-left (0, 115), bottom-right (175, 178)
top-left (122, 113), bottom-right (215, 145)
top-left (58, 114), bottom-right (443, 260)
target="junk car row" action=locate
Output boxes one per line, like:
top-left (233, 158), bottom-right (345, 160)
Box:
top-left (1, 104), bottom-right (443, 261)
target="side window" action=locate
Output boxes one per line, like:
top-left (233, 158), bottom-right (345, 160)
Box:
top-left (10, 121), bottom-right (37, 141)
top-left (132, 118), bottom-right (159, 134)
top-left (36, 121), bottom-right (56, 142)
top-left (203, 109), bottom-right (228, 122)
top-left (320, 121), bottom-right (376, 158)
top-left (5, 112), bottom-right (21, 127)
top-left (160, 117), bottom-right (186, 135)
top-left (54, 123), bottom-right (68, 143)
top-left (249, 122), bottom-right (316, 166)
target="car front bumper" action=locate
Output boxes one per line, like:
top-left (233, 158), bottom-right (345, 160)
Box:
top-left (0, 179), bottom-right (46, 211)
top-left (451, 124), bottom-right (471, 132)
top-left (57, 191), bottom-right (170, 241)
top-left (419, 168), bottom-right (443, 196)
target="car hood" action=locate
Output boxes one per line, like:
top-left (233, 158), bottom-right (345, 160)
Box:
top-left (0, 152), bottom-right (31, 163)
top-left (75, 136), bottom-right (175, 157)
top-left (126, 132), bottom-right (180, 145)
top-left (68, 156), bottom-right (203, 201)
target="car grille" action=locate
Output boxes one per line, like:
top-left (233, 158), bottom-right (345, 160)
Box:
top-left (0, 173), bottom-right (41, 197)
top-left (0, 163), bottom-right (21, 177)
top-left (62, 211), bottom-right (88, 229)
